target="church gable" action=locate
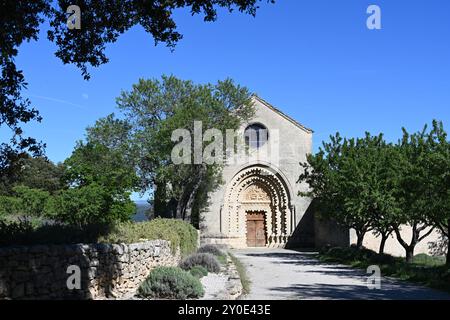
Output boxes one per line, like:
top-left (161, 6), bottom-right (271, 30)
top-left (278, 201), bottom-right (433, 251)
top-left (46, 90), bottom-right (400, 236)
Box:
top-left (250, 95), bottom-right (313, 135)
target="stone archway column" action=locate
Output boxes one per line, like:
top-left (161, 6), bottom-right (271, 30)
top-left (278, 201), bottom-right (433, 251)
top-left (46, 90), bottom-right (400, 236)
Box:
top-left (269, 207), bottom-right (279, 247)
top-left (235, 204), bottom-right (242, 237)
top-left (222, 165), bottom-right (292, 249)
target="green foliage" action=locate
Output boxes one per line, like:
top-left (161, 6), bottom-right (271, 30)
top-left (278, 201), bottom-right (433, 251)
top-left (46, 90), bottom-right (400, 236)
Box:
top-left (1, 0), bottom-right (271, 173)
top-left (390, 121), bottom-right (449, 261)
top-left (197, 245), bottom-right (228, 265)
top-left (16, 157), bottom-right (64, 194)
top-left (412, 253), bottom-right (446, 267)
top-left (99, 218), bottom-right (198, 256)
top-left (116, 75), bottom-right (254, 224)
top-left (0, 196), bottom-right (21, 217)
top-left (319, 247), bottom-right (450, 293)
top-left (12, 185), bottom-right (50, 217)
top-left (216, 254), bottom-right (228, 265)
top-left (0, 219), bottom-right (112, 246)
top-left (300, 120), bottom-right (450, 262)
top-left (180, 253), bottom-right (221, 273)
top-left (189, 265), bottom-right (208, 278)
top-left (138, 266), bottom-right (204, 299)
top-left (57, 120), bottom-right (140, 226)
top-left (0, 156), bottom-right (64, 196)
top-left (299, 132), bottom-right (400, 248)
top-left (0, 218), bottom-right (197, 253)
top-left (47, 184), bottom-right (135, 226)
top-left (64, 140), bottom-right (138, 196)
top-left (0, 185), bottom-right (54, 218)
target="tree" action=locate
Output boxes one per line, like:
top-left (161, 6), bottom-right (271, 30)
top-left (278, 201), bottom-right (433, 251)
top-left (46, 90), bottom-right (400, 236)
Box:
top-left (299, 133), bottom-right (368, 248)
top-left (0, 155), bottom-right (64, 195)
top-left (0, 0), bottom-right (273, 172)
top-left (367, 144), bottom-right (403, 254)
top-left (11, 185), bottom-right (50, 218)
top-left (299, 132), bottom-right (401, 251)
top-left (421, 121), bottom-right (450, 265)
top-left (49, 183), bottom-right (135, 226)
top-left (0, 1), bottom-right (48, 171)
top-left (116, 75), bottom-right (254, 225)
top-left (17, 157), bottom-right (64, 194)
top-left (393, 125), bottom-right (437, 263)
top-left (57, 117), bottom-right (140, 225)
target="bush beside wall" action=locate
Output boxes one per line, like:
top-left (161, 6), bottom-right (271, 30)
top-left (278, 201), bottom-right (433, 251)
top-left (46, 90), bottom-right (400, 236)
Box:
top-left (0, 218), bottom-right (198, 257)
top-left (179, 253), bottom-right (221, 273)
top-left (138, 266), bottom-right (204, 299)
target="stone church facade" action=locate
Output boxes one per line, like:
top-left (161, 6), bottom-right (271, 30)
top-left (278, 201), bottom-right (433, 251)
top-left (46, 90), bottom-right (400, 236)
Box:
top-left (200, 95), bottom-right (348, 249)
top-left (200, 96), bottom-right (441, 257)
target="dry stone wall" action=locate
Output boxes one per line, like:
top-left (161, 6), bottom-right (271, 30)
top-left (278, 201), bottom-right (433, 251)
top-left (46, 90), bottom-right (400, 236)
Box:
top-left (0, 240), bottom-right (180, 300)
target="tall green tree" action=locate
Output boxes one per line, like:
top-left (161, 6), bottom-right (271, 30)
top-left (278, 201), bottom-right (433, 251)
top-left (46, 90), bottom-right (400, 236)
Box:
top-left (116, 76), bottom-right (254, 225)
top-left (419, 121), bottom-right (450, 265)
top-left (0, 0), bottom-right (273, 172)
top-left (54, 117), bottom-right (140, 225)
top-left (367, 143), bottom-right (403, 254)
top-left (299, 133), bottom-right (401, 251)
top-left (393, 125), bottom-right (438, 263)
top-left (0, 155), bottom-right (64, 195)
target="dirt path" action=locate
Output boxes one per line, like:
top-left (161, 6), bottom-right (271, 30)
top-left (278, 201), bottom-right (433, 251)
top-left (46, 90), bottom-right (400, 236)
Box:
top-left (232, 248), bottom-right (450, 300)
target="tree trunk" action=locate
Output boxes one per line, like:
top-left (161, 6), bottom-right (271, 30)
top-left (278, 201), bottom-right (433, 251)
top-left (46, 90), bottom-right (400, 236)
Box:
top-left (405, 247), bottom-right (414, 263)
top-left (393, 225), bottom-right (417, 263)
top-left (446, 220), bottom-right (450, 267)
top-left (379, 234), bottom-right (388, 254)
top-left (183, 166), bottom-right (205, 223)
top-left (446, 244), bottom-right (450, 267)
top-left (356, 231), bottom-right (365, 249)
top-left (154, 181), bottom-right (167, 218)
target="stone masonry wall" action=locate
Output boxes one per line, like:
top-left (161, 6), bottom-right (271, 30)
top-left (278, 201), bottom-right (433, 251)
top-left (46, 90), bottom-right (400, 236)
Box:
top-left (0, 240), bottom-right (180, 300)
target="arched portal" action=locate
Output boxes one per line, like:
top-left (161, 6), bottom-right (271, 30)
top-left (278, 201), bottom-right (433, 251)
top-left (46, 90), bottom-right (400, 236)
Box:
top-left (222, 165), bottom-right (292, 248)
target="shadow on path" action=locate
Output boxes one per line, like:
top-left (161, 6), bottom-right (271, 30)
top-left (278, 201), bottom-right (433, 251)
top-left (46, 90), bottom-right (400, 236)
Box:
top-left (232, 248), bottom-right (450, 300)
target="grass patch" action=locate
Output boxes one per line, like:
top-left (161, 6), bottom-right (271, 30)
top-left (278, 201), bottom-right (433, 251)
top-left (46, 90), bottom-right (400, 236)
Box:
top-left (189, 265), bottom-right (208, 279)
top-left (197, 244), bottom-right (227, 265)
top-left (0, 218), bottom-right (198, 256)
top-left (216, 253), bottom-right (227, 265)
top-left (229, 253), bottom-right (251, 295)
top-left (318, 246), bottom-right (450, 293)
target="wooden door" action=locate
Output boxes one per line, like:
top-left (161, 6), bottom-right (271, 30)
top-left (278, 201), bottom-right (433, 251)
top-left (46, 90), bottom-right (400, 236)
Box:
top-left (246, 212), bottom-right (266, 247)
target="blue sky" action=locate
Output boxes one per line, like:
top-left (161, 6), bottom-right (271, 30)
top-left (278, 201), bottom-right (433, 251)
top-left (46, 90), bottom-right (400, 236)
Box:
top-left (6, 0), bottom-right (450, 184)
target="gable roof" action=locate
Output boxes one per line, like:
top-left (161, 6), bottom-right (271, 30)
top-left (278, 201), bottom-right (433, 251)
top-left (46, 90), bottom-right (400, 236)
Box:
top-left (251, 95), bottom-right (314, 134)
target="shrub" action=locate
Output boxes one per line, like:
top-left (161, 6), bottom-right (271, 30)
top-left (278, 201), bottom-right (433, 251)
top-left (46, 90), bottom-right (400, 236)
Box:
top-left (0, 218), bottom-right (198, 253)
top-left (137, 266), bottom-right (204, 299)
top-left (412, 253), bottom-right (445, 266)
top-left (197, 245), bottom-right (227, 264)
top-left (197, 244), bottom-right (224, 256)
top-left (189, 265), bottom-right (208, 278)
top-left (48, 184), bottom-right (135, 226)
top-left (180, 253), bottom-right (221, 273)
top-left (12, 185), bottom-right (50, 217)
top-left (0, 220), bottom-right (111, 246)
top-left (100, 218), bottom-right (198, 256)
top-left (0, 196), bottom-right (21, 217)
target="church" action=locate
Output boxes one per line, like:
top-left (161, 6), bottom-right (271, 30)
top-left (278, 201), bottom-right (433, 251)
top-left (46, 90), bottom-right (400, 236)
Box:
top-left (200, 95), bottom-right (347, 249)
top-left (200, 95), bottom-right (440, 257)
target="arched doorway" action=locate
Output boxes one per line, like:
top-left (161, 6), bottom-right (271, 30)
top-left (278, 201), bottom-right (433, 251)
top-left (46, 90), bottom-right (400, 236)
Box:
top-left (222, 165), bottom-right (292, 248)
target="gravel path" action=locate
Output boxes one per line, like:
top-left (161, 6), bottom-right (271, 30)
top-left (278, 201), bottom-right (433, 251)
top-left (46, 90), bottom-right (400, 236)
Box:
top-left (232, 248), bottom-right (450, 300)
top-left (200, 272), bottom-right (228, 300)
